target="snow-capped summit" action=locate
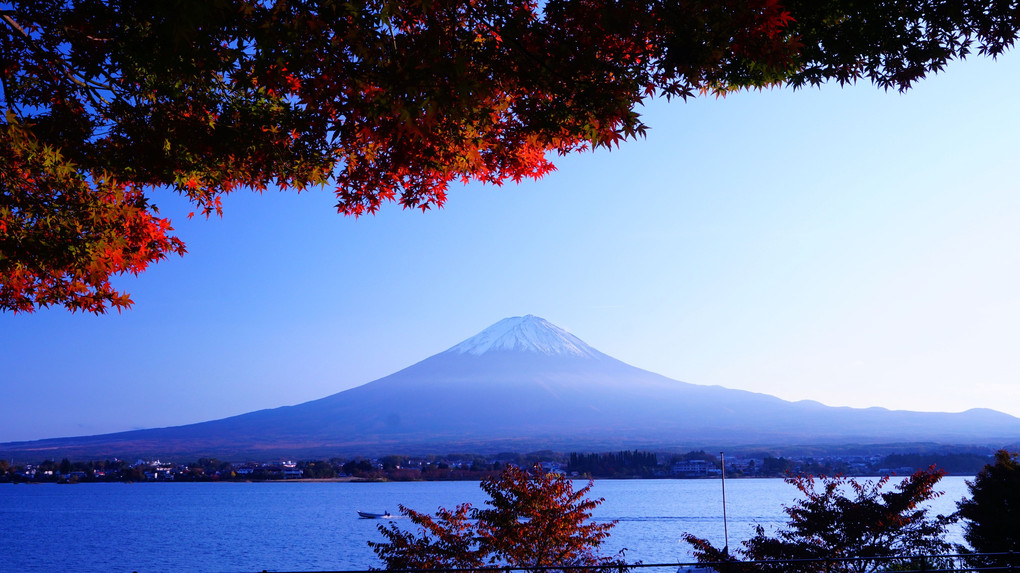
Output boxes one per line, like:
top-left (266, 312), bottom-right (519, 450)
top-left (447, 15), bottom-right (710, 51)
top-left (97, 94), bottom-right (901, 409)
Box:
top-left (6, 313), bottom-right (1020, 460)
top-left (444, 315), bottom-right (603, 358)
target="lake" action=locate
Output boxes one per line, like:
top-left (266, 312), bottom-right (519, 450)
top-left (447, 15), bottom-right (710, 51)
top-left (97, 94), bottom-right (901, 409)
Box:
top-left (0, 477), bottom-right (971, 573)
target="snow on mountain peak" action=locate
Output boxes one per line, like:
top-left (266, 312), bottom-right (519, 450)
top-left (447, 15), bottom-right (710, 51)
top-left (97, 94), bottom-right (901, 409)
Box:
top-left (445, 315), bottom-right (602, 358)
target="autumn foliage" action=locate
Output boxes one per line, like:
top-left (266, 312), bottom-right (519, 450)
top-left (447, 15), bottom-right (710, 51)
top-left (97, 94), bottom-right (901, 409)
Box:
top-left (370, 464), bottom-right (627, 572)
top-left (3, 0), bottom-right (1020, 312)
top-left (1, 115), bottom-right (186, 312)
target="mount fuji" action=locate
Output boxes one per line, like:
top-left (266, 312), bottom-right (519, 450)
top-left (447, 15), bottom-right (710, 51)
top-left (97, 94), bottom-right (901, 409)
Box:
top-left (3, 315), bottom-right (1020, 460)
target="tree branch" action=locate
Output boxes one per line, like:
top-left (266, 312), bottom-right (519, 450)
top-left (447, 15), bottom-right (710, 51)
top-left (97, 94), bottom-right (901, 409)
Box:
top-left (1, 12), bottom-right (113, 105)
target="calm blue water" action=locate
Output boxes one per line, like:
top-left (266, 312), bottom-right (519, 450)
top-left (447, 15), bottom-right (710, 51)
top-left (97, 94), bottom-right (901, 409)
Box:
top-left (0, 477), bottom-right (970, 573)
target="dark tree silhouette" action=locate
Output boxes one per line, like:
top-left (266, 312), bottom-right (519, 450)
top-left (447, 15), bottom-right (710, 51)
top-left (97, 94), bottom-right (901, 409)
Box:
top-left (684, 468), bottom-right (954, 573)
top-left (956, 449), bottom-right (1020, 569)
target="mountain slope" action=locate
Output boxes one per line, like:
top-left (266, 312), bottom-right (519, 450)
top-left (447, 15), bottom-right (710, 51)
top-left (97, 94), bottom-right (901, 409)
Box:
top-left (3, 315), bottom-right (1020, 459)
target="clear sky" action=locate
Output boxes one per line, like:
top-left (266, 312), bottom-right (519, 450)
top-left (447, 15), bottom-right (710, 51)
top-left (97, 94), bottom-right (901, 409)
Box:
top-left (3, 52), bottom-right (1020, 444)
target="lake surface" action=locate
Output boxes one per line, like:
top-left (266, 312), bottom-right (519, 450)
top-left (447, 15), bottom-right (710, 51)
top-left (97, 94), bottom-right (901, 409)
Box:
top-left (0, 477), bottom-right (970, 573)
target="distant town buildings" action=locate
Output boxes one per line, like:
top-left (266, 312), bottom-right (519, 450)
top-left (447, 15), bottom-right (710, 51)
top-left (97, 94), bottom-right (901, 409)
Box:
top-left (0, 450), bottom-right (993, 483)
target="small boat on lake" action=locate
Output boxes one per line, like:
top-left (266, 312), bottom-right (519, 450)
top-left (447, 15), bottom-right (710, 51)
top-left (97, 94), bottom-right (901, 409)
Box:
top-left (358, 510), bottom-right (394, 519)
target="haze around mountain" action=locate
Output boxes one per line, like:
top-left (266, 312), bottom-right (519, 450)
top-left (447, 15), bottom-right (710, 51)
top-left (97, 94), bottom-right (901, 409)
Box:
top-left (3, 315), bottom-right (1019, 461)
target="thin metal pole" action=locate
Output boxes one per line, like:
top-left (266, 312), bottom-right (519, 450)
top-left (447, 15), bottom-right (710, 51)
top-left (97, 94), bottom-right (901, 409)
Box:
top-left (721, 451), bottom-right (729, 555)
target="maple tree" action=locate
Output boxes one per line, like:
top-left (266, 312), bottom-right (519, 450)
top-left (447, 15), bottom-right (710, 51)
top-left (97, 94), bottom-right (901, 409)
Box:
top-left (370, 463), bottom-right (628, 572)
top-left (3, 0), bottom-right (1019, 312)
top-left (683, 468), bottom-right (954, 573)
top-left (956, 449), bottom-right (1020, 569)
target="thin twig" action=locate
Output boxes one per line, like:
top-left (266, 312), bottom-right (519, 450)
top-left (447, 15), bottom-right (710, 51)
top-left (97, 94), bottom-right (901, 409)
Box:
top-left (1, 12), bottom-right (114, 106)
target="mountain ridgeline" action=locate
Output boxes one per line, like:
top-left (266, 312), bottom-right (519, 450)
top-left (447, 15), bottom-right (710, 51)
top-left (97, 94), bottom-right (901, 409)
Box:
top-left (4, 315), bottom-right (1020, 460)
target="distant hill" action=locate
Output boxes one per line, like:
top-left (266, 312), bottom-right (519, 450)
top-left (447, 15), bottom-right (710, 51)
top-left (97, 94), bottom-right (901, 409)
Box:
top-left (3, 315), bottom-right (1020, 461)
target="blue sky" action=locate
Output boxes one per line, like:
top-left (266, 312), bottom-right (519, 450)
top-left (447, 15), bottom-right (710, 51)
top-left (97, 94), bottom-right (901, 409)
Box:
top-left (3, 52), bottom-right (1020, 444)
